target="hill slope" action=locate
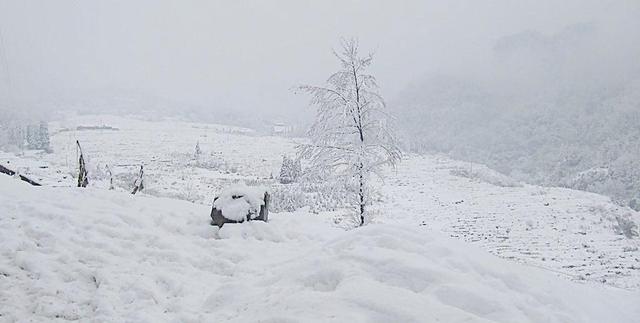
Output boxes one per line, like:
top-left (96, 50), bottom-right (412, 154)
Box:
top-left (1, 176), bottom-right (639, 322)
top-left (1, 115), bottom-right (639, 291)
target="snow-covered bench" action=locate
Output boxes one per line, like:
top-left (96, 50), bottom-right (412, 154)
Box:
top-left (210, 185), bottom-right (270, 228)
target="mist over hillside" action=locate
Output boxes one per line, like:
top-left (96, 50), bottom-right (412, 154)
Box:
top-left (2, 2), bottom-right (640, 321)
top-left (394, 20), bottom-right (640, 208)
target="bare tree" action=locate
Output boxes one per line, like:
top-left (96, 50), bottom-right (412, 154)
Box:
top-left (297, 38), bottom-right (401, 226)
top-left (76, 140), bottom-right (89, 188)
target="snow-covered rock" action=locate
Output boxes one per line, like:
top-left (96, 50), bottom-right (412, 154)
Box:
top-left (212, 185), bottom-right (268, 222)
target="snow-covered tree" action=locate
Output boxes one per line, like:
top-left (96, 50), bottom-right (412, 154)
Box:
top-left (297, 38), bottom-right (401, 226)
top-left (38, 121), bottom-right (50, 152)
top-left (25, 124), bottom-right (37, 149)
top-left (194, 141), bottom-right (202, 159)
top-left (7, 122), bottom-right (25, 150)
top-left (279, 155), bottom-right (301, 184)
top-left (24, 121), bottom-right (50, 151)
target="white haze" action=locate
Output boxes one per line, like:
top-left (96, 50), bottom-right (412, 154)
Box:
top-left (2, 0), bottom-right (640, 202)
top-left (1, 0), bottom-right (636, 122)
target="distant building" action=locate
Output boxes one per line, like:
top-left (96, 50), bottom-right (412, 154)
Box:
top-left (272, 122), bottom-right (294, 136)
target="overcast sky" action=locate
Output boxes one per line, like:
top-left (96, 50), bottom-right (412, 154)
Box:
top-left (0, 0), bottom-right (638, 118)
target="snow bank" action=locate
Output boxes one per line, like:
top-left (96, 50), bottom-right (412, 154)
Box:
top-left (1, 176), bottom-right (639, 322)
top-left (213, 185), bottom-right (267, 221)
top-left (449, 164), bottom-right (522, 188)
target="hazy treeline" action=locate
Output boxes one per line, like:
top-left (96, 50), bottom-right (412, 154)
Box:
top-left (395, 23), bottom-right (640, 208)
top-left (0, 106), bottom-right (52, 152)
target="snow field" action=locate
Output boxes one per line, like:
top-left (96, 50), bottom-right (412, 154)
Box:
top-left (1, 176), bottom-right (639, 322)
top-left (2, 115), bottom-right (639, 291)
top-left (382, 155), bottom-right (640, 289)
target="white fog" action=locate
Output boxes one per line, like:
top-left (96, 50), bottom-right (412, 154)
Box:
top-left (1, 1), bottom-right (639, 322)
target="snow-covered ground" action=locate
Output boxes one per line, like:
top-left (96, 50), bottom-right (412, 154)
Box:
top-left (1, 176), bottom-right (639, 322)
top-left (381, 156), bottom-right (640, 290)
top-left (0, 114), bottom-right (296, 203)
top-left (1, 114), bottom-right (640, 321)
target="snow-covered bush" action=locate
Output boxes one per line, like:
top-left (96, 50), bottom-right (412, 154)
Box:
top-left (269, 179), bottom-right (351, 214)
top-left (613, 214), bottom-right (639, 239)
top-left (187, 151), bottom-right (227, 171)
top-left (269, 184), bottom-right (307, 212)
top-left (278, 155), bottom-right (301, 184)
top-left (449, 165), bottom-right (522, 188)
top-left (194, 141), bottom-right (202, 159)
top-left (629, 197), bottom-right (640, 212)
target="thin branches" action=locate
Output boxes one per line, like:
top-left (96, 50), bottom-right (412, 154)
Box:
top-left (296, 38), bottom-right (402, 226)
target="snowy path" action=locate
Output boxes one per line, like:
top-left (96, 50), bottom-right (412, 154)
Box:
top-left (382, 155), bottom-right (640, 290)
top-left (2, 176), bottom-right (640, 322)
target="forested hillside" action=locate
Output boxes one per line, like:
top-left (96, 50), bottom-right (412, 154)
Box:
top-left (395, 23), bottom-right (640, 208)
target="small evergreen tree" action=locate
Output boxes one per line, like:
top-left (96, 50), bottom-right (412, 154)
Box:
top-left (24, 122), bottom-right (50, 151)
top-left (7, 123), bottom-right (25, 150)
top-left (279, 155), bottom-right (300, 184)
top-left (38, 121), bottom-right (50, 152)
top-left (194, 141), bottom-right (202, 159)
top-left (26, 124), bottom-right (37, 149)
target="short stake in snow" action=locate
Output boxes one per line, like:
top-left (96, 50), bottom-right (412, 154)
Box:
top-left (131, 165), bottom-right (144, 195)
top-left (76, 140), bottom-right (89, 188)
top-left (106, 164), bottom-right (114, 190)
top-left (210, 186), bottom-right (270, 228)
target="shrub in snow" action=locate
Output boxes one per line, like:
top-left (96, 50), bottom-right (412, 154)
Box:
top-left (613, 214), bottom-right (639, 239)
top-left (194, 141), bottom-right (202, 159)
top-left (449, 165), bottom-right (522, 188)
top-left (629, 196), bottom-right (640, 212)
top-left (278, 155), bottom-right (301, 184)
top-left (270, 184), bottom-right (307, 212)
top-left (269, 178), bottom-right (353, 214)
top-left (210, 185), bottom-right (270, 227)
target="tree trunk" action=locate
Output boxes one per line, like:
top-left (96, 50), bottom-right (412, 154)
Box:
top-left (359, 169), bottom-right (365, 226)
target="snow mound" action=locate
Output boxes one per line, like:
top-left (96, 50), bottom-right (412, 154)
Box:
top-left (449, 164), bottom-right (522, 188)
top-left (213, 185), bottom-right (267, 221)
top-left (1, 176), bottom-right (639, 322)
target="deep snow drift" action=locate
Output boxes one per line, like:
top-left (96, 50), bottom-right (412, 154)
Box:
top-left (1, 176), bottom-right (639, 322)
